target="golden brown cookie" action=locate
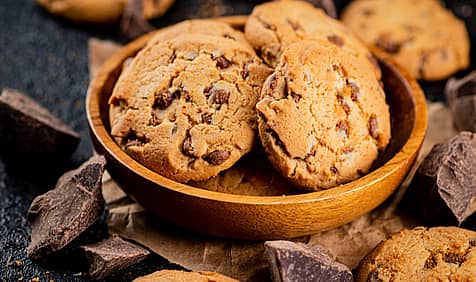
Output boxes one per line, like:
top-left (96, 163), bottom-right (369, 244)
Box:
top-left (109, 34), bottom-right (271, 182)
top-left (133, 270), bottom-right (239, 282)
top-left (146, 19), bottom-right (250, 48)
top-left (342, 0), bottom-right (470, 81)
top-left (356, 227), bottom-right (476, 282)
top-left (36, 0), bottom-right (173, 24)
top-left (256, 39), bottom-right (390, 190)
top-left (245, 0), bottom-right (380, 80)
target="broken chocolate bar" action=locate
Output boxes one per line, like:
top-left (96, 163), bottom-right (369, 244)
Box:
top-left (27, 155), bottom-right (106, 259)
top-left (120, 0), bottom-right (154, 40)
top-left (0, 88), bottom-right (80, 162)
top-left (445, 71), bottom-right (476, 132)
top-left (264, 241), bottom-right (353, 282)
top-left (80, 235), bottom-right (149, 279)
top-left (405, 131), bottom-right (476, 226)
top-left (305, 0), bottom-right (336, 18)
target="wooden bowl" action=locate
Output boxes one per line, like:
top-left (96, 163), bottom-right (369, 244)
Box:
top-left (86, 16), bottom-right (427, 240)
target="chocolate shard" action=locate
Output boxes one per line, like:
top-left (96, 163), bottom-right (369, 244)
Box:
top-left (0, 88), bottom-right (80, 161)
top-left (304, 0), bottom-right (337, 18)
top-left (445, 71), bottom-right (476, 132)
top-left (405, 132), bottom-right (476, 226)
top-left (27, 155), bottom-right (107, 260)
top-left (80, 235), bottom-right (149, 279)
top-left (264, 241), bottom-right (353, 282)
top-left (120, 0), bottom-right (154, 40)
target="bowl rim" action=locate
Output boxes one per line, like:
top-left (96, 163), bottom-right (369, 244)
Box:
top-left (86, 15), bottom-right (427, 206)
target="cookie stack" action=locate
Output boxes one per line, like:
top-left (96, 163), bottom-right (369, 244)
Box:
top-left (108, 0), bottom-right (391, 191)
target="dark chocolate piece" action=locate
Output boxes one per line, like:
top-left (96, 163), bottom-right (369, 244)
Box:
top-left (0, 88), bottom-right (80, 161)
top-left (445, 71), bottom-right (476, 132)
top-left (80, 235), bottom-right (149, 279)
top-left (264, 241), bottom-right (353, 282)
top-left (120, 0), bottom-right (154, 40)
top-left (304, 0), bottom-right (337, 18)
top-left (27, 155), bottom-right (106, 259)
top-left (405, 132), bottom-right (476, 226)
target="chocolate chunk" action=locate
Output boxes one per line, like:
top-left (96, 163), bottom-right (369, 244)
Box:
top-left (213, 55), bottom-right (232, 69)
top-left (264, 241), bottom-right (353, 282)
top-left (349, 82), bottom-right (360, 102)
top-left (182, 135), bottom-right (195, 157)
top-left (202, 113), bottom-right (213, 124)
top-left (27, 155), bottom-right (106, 259)
top-left (0, 88), bottom-right (80, 162)
top-left (445, 71), bottom-right (476, 132)
top-left (337, 121), bottom-right (349, 138)
top-left (203, 150), bottom-right (230, 165)
top-left (304, 0), bottom-right (337, 18)
top-left (327, 35), bottom-right (344, 47)
top-left (120, 0), bottom-right (154, 40)
top-left (375, 35), bottom-right (402, 54)
top-left (80, 235), bottom-right (149, 279)
top-left (209, 88), bottom-right (230, 105)
top-left (368, 115), bottom-right (379, 140)
top-left (290, 92), bottom-right (301, 103)
top-left (405, 132), bottom-right (476, 226)
top-left (153, 89), bottom-right (177, 109)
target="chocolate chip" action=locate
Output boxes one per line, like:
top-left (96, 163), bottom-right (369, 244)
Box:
top-left (327, 35), bottom-right (344, 47)
top-left (153, 89), bottom-right (176, 110)
top-left (203, 150), bottom-right (230, 165)
top-left (182, 135), bottom-right (195, 157)
top-left (375, 36), bottom-right (402, 54)
top-left (27, 155), bottom-right (106, 260)
top-left (367, 269), bottom-right (383, 282)
top-left (442, 252), bottom-right (466, 265)
top-left (330, 166), bottom-right (338, 174)
top-left (202, 113), bottom-right (213, 124)
top-left (368, 115), bottom-right (379, 140)
top-left (149, 115), bottom-right (160, 126)
top-left (209, 88), bottom-right (230, 105)
top-left (290, 92), bottom-right (301, 103)
top-left (362, 8), bottom-right (374, 16)
top-left (337, 121), bottom-right (349, 138)
top-left (168, 51), bottom-right (176, 64)
top-left (123, 131), bottom-right (148, 149)
top-left (286, 18), bottom-right (301, 31)
top-left (213, 55), bottom-right (231, 69)
top-left (337, 95), bottom-right (351, 114)
top-left (223, 34), bottom-right (236, 40)
top-left (424, 254), bottom-right (437, 269)
top-left (470, 239), bottom-right (476, 247)
top-left (349, 82), bottom-right (360, 102)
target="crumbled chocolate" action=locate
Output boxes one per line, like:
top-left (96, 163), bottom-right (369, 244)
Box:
top-left (80, 235), bottom-right (149, 279)
top-left (0, 88), bottom-right (80, 162)
top-left (264, 241), bottom-right (353, 282)
top-left (445, 71), bottom-right (476, 132)
top-left (404, 132), bottom-right (476, 226)
top-left (27, 155), bottom-right (106, 260)
top-left (203, 150), bottom-right (230, 165)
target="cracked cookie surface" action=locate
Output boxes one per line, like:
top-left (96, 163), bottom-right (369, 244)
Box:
top-left (109, 34), bottom-right (271, 182)
top-left (245, 0), bottom-right (381, 80)
top-left (356, 227), bottom-right (476, 282)
top-left (342, 0), bottom-right (470, 81)
top-left (256, 39), bottom-right (390, 190)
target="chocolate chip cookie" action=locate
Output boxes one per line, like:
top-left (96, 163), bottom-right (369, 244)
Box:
top-left (256, 39), bottom-right (390, 190)
top-left (109, 34), bottom-right (271, 182)
top-left (356, 227), bottom-right (476, 282)
top-left (342, 0), bottom-right (470, 81)
top-left (245, 0), bottom-right (381, 80)
top-left (146, 19), bottom-right (251, 48)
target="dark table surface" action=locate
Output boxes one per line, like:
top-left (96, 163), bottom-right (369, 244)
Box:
top-left (0, 0), bottom-right (475, 281)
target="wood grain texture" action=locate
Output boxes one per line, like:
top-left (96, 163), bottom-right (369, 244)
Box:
top-left (86, 16), bottom-right (427, 240)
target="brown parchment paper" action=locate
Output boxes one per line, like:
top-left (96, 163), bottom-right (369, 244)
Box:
top-left (90, 38), bottom-right (458, 281)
